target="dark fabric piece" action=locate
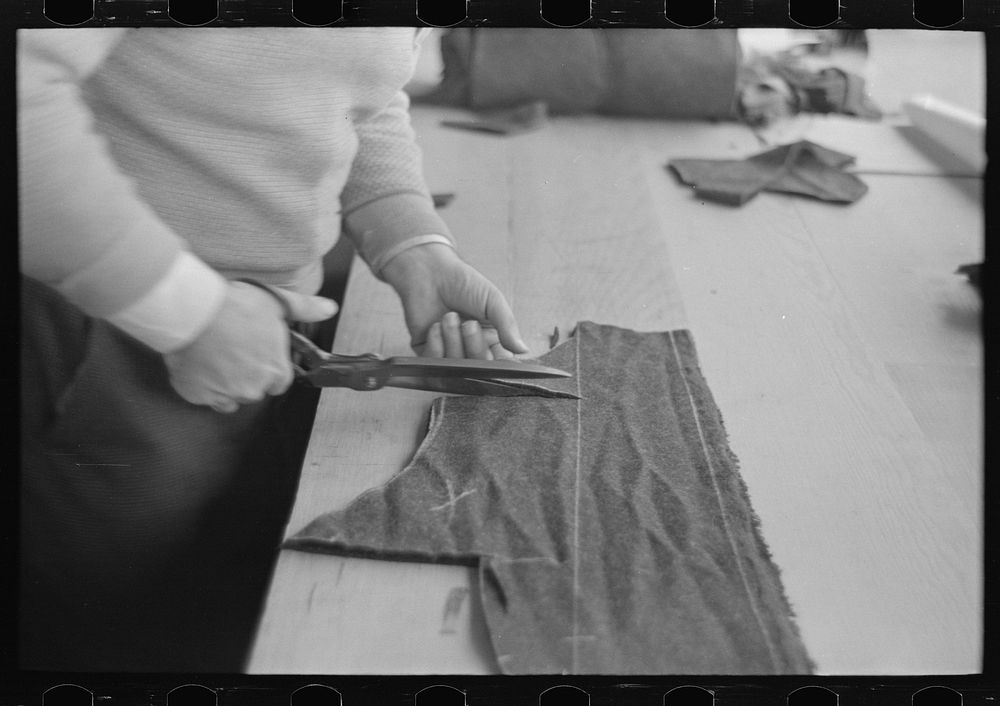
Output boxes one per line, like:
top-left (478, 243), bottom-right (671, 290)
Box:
top-left (418, 29), bottom-right (742, 120)
top-left (287, 322), bottom-right (814, 674)
top-left (440, 100), bottom-right (549, 136)
top-left (669, 140), bottom-right (868, 206)
top-left (20, 277), bottom-right (313, 672)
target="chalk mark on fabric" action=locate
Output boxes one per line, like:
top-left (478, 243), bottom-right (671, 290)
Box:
top-left (571, 329), bottom-right (583, 673)
top-left (667, 330), bottom-right (781, 671)
top-left (430, 478), bottom-right (477, 524)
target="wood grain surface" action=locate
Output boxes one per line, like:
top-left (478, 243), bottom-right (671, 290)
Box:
top-left (248, 106), bottom-right (982, 675)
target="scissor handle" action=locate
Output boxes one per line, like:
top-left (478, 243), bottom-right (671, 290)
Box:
top-left (289, 330), bottom-right (330, 367)
top-left (300, 360), bottom-right (393, 391)
top-left (289, 331), bottom-right (392, 391)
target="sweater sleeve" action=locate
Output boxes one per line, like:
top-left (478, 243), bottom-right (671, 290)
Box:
top-left (341, 81), bottom-right (457, 276)
top-left (18, 28), bottom-right (227, 349)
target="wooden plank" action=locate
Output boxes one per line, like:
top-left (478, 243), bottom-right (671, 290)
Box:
top-left (885, 362), bottom-right (983, 511)
top-left (790, 175), bottom-right (982, 366)
top-left (641, 155), bottom-right (982, 672)
top-left (418, 110), bottom-right (764, 349)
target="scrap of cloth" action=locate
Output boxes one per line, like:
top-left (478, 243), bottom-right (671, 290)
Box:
top-left (668, 140), bottom-right (868, 206)
top-left (286, 322), bottom-right (814, 674)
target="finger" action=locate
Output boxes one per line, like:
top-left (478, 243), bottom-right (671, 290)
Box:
top-left (490, 341), bottom-right (516, 360)
top-left (229, 384), bottom-right (268, 405)
top-left (281, 289), bottom-right (339, 323)
top-left (265, 364), bottom-right (295, 396)
top-left (421, 321), bottom-right (445, 358)
top-left (166, 365), bottom-right (230, 409)
top-left (210, 398), bottom-right (240, 414)
top-left (483, 290), bottom-right (529, 355)
top-left (480, 324), bottom-right (501, 348)
top-left (460, 319), bottom-right (491, 360)
top-left (441, 311), bottom-right (465, 358)
top-left (478, 324), bottom-right (516, 359)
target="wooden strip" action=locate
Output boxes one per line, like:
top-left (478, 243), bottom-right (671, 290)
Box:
top-left (643, 160), bottom-right (981, 672)
top-left (885, 362), bottom-right (983, 513)
top-left (790, 175), bottom-right (982, 366)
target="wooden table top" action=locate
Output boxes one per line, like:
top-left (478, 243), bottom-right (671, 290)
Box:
top-left (248, 105), bottom-right (982, 675)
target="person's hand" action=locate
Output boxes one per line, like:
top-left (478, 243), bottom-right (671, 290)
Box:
top-left (420, 310), bottom-right (513, 360)
top-left (164, 281), bottom-right (338, 413)
top-left (379, 243), bottom-right (529, 360)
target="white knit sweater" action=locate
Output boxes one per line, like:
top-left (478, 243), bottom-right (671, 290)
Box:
top-left (18, 27), bottom-right (453, 351)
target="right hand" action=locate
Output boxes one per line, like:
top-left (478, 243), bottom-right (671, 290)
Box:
top-left (164, 281), bottom-right (338, 413)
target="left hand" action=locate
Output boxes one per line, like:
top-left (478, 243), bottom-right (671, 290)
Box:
top-left (380, 242), bottom-right (529, 360)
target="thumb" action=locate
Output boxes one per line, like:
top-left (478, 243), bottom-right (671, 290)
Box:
top-left (484, 289), bottom-right (529, 355)
top-left (282, 289), bottom-right (339, 323)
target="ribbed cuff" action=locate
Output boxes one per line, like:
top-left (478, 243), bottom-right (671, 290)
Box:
top-left (106, 251), bottom-right (228, 353)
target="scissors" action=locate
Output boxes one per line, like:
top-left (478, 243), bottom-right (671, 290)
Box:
top-left (289, 330), bottom-right (576, 397)
top-left (234, 277), bottom-right (576, 398)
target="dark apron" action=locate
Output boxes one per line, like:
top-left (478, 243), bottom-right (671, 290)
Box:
top-left (19, 276), bottom-right (318, 672)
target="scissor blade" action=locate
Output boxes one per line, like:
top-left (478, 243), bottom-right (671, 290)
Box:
top-left (383, 376), bottom-right (580, 399)
top-left (384, 356), bottom-right (572, 380)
